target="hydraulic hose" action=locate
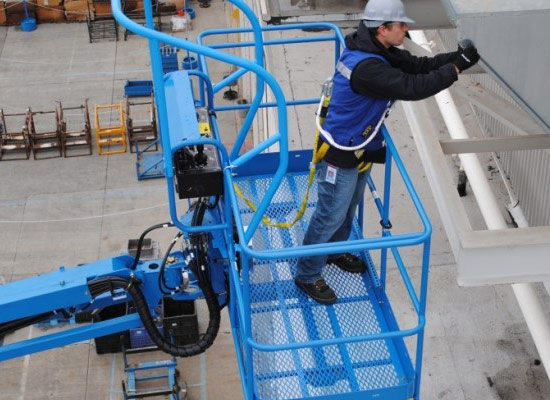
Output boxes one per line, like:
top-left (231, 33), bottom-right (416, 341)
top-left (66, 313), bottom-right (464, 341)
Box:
top-left (0, 312), bottom-right (56, 336)
top-left (101, 199), bottom-right (222, 356)
top-left (159, 231), bottom-right (184, 294)
top-left (88, 275), bottom-right (220, 357)
top-left (131, 222), bottom-right (174, 270)
top-left (190, 202), bottom-right (209, 283)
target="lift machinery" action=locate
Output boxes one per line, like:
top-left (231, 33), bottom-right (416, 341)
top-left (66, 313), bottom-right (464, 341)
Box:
top-left (0, 1), bottom-right (433, 399)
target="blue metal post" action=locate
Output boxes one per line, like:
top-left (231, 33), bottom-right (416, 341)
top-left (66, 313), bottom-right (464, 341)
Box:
top-left (240, 251), bottom-right (254, 399)
top-left (23, 0), bottom-right (29, 18)
top-left (414, 240), bottom-right (432, 399)
top-left (380, 126), bottom-right (393, 288)
top-left (187, 70), bottom-right (214, 110)
top-left (227, 2), bottom-right (265, 162)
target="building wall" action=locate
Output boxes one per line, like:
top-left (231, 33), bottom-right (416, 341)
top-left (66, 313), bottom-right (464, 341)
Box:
top-left (438, 28), bottom-right (550, 227)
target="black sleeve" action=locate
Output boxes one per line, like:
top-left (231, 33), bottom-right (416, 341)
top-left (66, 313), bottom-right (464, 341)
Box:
top-left (350, 58), bottom-right (458, 101)
top-left (387, 47), bottom-right (459, 74)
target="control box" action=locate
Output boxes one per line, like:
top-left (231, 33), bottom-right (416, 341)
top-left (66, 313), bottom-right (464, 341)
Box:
top-left (173, 142), bottom-right (224, 199)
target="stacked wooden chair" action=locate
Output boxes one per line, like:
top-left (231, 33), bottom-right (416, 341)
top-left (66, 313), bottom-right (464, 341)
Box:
top-left (27, 107), bottom-right (63, 160)
top-left (125, 95), bottom-right (159, 153)
top-left (58, 100), bottom-right (93, 157)
top-left (0, 109), bottom-right (32, 161)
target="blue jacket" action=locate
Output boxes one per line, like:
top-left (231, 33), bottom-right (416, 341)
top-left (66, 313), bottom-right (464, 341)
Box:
top-left (320, 24), bottom-right (458, 168)
top-left (321, 48), bottom-right (391, 151)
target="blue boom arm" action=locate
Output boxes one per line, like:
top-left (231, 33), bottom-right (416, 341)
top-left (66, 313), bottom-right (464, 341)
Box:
top-left (0, 214), bottom-right (230, 362)
top-left (0, 70), bottom-right (233, 362)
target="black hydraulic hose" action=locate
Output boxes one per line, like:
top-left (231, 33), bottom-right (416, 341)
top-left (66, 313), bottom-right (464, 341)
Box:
top-left (190, 201), bottom-right (209, 281)
top-left (131, 222), bottom-right (174, 270)
top-left (195, 238), bottom-right (211, 284)
top-left (0, 312), bottom-right (54, 336)
top-left (86, 199), bottom-right (222, 356)
top-left (191, 199), bottom-right (206, 228)
top-left (159, 231), bottom-right (184, 294)
top-left (88, 276), bottom-right (220, 357)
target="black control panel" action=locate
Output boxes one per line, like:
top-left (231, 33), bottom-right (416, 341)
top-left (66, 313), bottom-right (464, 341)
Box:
top-left (173, 142), bottom-right (224, 199)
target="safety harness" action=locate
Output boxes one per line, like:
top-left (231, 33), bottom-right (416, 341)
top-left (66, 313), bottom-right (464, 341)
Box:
top-left (234, 60), bottom-right (394, 229)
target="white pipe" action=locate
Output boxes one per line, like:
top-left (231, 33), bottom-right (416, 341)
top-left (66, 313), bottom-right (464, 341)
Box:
top-left (506, 190), bottom-right (550, 380)
top-left (499, 164), bottom-right (550, 378)
top-left (409, 31), bottom-right (504, 228)
top-left (409, 30), bottom-right (550, 379)
top-left (512, 283), bottom-right (550, 375)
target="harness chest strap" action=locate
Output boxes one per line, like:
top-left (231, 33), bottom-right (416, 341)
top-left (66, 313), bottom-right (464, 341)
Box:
top-left (316, 59), bottom-right (395, 155)
top-left (315, 63), bottom-right (386, 172)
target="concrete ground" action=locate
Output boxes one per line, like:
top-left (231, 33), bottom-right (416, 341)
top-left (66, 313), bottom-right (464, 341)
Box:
top-left (1, 1), bottom-right (550, 399)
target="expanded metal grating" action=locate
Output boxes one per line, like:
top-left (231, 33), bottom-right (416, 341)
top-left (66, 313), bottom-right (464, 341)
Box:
top-left (235, 172), bottom-right (414, 400)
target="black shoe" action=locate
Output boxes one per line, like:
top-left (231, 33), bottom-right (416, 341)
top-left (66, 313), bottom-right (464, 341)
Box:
top-left (295, 278), bottom-right (337, 305)
top-left (327, 253), bottom-right (366, 274)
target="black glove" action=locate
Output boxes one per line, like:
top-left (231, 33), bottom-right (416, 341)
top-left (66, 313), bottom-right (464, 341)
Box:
top-left (453, 40), bottom-right (480, 72)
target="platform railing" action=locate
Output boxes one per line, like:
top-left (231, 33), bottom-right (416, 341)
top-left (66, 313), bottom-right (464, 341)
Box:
top-left (227, 124), bottom-right (432, 399)
top-left (197, 23), bottom-right (344, 161)
top-left (111, 0), bottom-right (290, 242)
top-left (195, 23), bottom-right (432, 393)
top-left (112, 1), bottom-right (432, 397)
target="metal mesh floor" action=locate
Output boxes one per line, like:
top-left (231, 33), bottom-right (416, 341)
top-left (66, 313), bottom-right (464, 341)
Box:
top-left (235, 173), bottom-right (412, 400)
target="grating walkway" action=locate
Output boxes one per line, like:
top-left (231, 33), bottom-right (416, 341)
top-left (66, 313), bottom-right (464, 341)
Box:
top-left (235, 172), bottom-right (415, 400)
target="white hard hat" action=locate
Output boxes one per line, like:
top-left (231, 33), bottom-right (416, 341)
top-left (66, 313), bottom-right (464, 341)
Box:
top-left (362, 0), bottom-right (415, 28)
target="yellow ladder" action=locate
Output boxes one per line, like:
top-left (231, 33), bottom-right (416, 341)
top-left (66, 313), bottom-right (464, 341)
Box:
top-left (94, 103), bottom-right (127, 155)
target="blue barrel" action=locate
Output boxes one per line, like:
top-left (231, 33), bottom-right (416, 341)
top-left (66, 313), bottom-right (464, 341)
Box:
top-left (182, 56), bottom-right (198, 70)
top-left (185, 7), bottom-right (195, 19)
top-left (21, 17), bottom-right (37, 32)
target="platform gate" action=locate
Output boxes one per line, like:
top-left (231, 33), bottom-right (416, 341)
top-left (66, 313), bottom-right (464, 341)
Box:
top-left (112, 1), bottom-right (432, 399)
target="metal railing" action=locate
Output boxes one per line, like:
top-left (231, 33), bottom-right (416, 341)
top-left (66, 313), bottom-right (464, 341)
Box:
top-left (112, 1), bottom-right (432, 397)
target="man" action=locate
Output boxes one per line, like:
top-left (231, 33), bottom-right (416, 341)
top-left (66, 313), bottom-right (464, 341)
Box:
top-left (294, 0), bottom-right (480, 304)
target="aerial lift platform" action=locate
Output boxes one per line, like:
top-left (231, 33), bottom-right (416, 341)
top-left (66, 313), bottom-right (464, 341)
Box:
top-left (0, 1), bottom-right (432, 399)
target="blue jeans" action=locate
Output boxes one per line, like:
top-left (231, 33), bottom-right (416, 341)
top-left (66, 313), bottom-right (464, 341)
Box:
top-left (295, 160), bottom-right (371, 283)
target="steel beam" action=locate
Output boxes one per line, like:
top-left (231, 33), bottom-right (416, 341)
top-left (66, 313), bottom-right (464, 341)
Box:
top-left (402, 98), bottom-right (550, 286)
top-left (440, 134), bottom-right (550, 154)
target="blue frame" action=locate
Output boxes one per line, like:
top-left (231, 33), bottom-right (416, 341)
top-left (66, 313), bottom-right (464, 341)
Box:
top-left (189, 12), bottom-right (432, 397)
top-left (122, 349), bottom-right (180, 400)
top-left (0, 255), bottom-right (201, 360)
